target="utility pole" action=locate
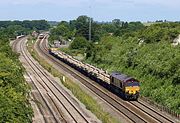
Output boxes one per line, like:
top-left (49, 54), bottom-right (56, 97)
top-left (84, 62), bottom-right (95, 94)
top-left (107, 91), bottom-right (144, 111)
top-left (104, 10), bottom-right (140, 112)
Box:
top-left (89, 6), bottom-right (92, 42)
top-left (89, 16), bottom-right (91, 42)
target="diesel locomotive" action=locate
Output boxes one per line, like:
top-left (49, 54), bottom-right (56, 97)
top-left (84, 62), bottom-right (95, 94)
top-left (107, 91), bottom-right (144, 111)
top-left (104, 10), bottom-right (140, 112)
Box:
top-left (110, 72), bottom-right (140, 99)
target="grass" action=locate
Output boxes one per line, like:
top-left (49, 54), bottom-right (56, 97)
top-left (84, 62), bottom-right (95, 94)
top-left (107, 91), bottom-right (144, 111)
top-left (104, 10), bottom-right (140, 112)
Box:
top-left (27, 37), bottom-right (120, 123)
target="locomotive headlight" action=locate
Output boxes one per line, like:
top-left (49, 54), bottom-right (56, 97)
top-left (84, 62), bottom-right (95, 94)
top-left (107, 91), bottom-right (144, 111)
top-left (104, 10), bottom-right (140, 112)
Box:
top-left (125, 86), bottom-right (139, 95)
top-left (128, 90), bottom-right (136, 94)
top-left (125, 88), bottom-right (129, 92)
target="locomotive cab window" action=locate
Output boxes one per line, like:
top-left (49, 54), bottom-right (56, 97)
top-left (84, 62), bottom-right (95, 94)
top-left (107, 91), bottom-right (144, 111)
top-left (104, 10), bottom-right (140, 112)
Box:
top-left (120, 82), bottom-right (122, 88)
top-left (125, 81), bottom-right (139, 87)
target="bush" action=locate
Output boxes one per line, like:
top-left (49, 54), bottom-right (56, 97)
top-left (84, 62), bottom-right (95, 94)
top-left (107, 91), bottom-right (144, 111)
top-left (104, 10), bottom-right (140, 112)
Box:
top-left (0, 29), bottom-right (33, 122)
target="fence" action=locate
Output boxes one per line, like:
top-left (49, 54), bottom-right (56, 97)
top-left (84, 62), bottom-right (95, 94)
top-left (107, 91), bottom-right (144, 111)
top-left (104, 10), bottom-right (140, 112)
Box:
top-left (140, 96), bottom-right (180, 120)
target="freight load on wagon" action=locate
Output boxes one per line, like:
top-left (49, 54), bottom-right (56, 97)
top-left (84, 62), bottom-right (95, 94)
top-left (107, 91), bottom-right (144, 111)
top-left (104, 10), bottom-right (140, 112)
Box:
top-left (49, 48), bottom-right (140, 100)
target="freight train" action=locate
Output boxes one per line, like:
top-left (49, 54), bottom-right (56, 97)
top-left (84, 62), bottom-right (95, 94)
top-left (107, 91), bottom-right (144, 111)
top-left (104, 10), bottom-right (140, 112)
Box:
top-left (39, 34), bottom-right (44, 39)
top-left (16, 35), bottom-right (25, 39)
top-left (49, 48), bottom-right (140, 100)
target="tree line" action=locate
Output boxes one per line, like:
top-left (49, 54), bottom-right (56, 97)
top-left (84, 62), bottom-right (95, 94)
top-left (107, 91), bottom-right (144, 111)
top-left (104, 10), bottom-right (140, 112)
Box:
top-left (49, 15), bottom-right (145, 42)
top-left (0, 20), bottom-right (50, 38)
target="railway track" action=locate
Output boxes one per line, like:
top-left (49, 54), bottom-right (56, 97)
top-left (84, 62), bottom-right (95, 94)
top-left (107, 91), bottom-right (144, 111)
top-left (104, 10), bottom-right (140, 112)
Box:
top-left (130, 100), bottom-right (177, 123)
top-left (13, 37), bottom-right (97, 123)
top-left (36, 35), bottom-right (179, 123)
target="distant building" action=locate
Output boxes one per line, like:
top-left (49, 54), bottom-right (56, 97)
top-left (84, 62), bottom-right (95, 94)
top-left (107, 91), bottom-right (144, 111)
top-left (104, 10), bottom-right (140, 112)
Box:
top-left (61, 39), bottom-right (67, 45)
top-left (172, 34), bottom-right (180, 46)
top-left (138, 39), bottom-right (144, 45)
top-left (54, 40), bottom-right (61, 48)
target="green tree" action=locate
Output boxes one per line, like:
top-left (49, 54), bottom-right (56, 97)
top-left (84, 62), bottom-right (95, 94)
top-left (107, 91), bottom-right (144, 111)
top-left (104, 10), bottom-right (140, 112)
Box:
top-left (70, 36), bottom-right (89, 50)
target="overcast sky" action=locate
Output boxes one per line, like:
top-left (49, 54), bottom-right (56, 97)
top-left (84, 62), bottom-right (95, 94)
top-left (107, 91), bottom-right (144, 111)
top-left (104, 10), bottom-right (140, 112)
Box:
top-left (0, 0), bottom-right (179, 22)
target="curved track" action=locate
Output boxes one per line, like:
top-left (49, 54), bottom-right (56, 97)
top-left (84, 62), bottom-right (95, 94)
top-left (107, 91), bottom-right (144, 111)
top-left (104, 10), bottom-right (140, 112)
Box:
top-left (13, 37), bottom-right (97, 123)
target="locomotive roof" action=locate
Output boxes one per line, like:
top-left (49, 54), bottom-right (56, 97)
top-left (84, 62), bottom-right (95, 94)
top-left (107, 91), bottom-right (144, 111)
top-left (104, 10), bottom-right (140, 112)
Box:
top-left (111, 72), bottom-right (137, 82)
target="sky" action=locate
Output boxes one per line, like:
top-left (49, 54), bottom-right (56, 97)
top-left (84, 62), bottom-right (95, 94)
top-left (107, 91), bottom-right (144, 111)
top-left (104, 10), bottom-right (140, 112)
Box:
top-left (0, 0), bottom-right (179, 22)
